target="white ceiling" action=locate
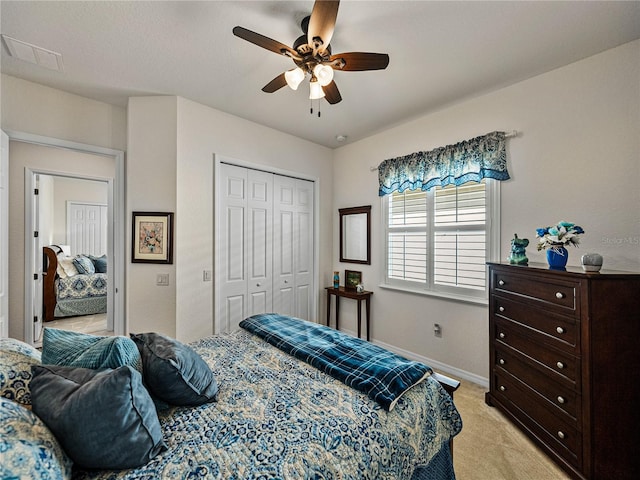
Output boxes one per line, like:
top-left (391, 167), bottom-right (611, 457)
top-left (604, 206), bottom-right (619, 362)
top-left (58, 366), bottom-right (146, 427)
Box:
top-left (1, 1), bottom-right (639, 148)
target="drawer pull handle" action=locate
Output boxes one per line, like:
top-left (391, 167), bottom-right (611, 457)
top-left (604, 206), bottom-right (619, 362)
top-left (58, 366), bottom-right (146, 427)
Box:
top-left (499, 332), bottom-right (505, 339)
top-left (499, 385), bottom-right (506, 392)
top-left (557, 396), bottom-right (566, 404)
top-left (499, 306), bottom-right (505, 312)
top-left (498, 280), bottom-right (505, 286)
top-left (555, 292), bottom-right (565, 299)
top-left (556, 326), bottom-right (565, 334)
top-left (499, 358), bottom-right (505, 365)
top-left (557, 431), bottom-right (566, 440)
top-left (556, 361), bottom-right (565, 369)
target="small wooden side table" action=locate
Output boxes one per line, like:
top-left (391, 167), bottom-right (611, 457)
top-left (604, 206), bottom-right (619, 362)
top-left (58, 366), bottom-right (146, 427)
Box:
top-left (325, 286), bottom-right (373, 341)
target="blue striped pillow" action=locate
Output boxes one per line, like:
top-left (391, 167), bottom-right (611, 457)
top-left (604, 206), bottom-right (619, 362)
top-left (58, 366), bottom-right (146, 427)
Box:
top-left (42, 328), bottom-right (142, 372)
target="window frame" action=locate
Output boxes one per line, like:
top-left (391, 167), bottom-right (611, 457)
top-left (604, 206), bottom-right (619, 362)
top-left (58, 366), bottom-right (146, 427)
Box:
top-left (381, 179), bottom-right (501, 305)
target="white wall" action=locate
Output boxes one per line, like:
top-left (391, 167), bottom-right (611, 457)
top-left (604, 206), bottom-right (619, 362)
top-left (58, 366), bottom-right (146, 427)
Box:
top-left (332, 40), bottom-right (640, 385)
top-left (127, 96), bottom-right (333, 343)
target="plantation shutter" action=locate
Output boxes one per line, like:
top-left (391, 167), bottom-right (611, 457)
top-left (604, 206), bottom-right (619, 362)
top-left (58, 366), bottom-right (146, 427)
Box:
top-left (388, 190), bottom-right (427, 283)
top-left (433, 181), bottom-right (486, 290)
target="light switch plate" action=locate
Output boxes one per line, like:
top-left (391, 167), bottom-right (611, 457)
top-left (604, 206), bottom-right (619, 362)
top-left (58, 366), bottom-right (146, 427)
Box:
top-left (156, 273), bottom-right (169, 286)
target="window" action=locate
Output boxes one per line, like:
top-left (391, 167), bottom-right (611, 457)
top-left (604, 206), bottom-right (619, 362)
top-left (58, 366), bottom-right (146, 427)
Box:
top-left (383, 179), bottom-right (499, 302)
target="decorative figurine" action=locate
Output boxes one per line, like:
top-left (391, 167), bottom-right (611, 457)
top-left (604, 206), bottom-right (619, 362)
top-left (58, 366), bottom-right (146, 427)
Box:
top-left (508, 234), bottom-right (529, 265)
top-left (581, 253), bottom-right (603, 272)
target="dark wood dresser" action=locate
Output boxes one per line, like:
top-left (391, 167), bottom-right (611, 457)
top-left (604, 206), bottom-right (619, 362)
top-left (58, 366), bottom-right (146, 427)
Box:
top-left (486, 262), bottom-right (640, 480)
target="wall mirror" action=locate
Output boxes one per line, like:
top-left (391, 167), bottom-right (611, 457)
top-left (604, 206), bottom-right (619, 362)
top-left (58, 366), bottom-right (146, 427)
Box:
top-left (339, 205), bottom-right (371, 265)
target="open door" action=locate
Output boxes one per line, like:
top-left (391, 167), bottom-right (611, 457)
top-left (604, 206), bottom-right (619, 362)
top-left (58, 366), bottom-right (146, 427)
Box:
top-left (0, 131), bottom-right (8, 338)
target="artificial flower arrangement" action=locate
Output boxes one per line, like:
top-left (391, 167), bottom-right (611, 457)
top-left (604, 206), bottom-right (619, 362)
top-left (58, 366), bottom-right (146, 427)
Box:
top-left (536, 221), bottom-right (585, 251)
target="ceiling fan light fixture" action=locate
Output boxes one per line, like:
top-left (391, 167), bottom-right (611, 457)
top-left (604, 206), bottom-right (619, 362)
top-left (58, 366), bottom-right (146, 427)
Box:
top-left (313, 64), bottom-right (334, 87)
top-left (309, 78), bottom-right (325, 99)
top-left (284, 67), bottom-right (305, 90)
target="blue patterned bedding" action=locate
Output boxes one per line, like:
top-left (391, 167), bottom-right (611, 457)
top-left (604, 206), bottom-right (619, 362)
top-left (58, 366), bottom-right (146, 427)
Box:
top-left (54, 274), bottom-right (107, 317)
top-left (72, 329), bottom-right (462, 480)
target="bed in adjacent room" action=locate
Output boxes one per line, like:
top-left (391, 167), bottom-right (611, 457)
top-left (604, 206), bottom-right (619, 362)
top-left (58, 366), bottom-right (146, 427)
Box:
top-left (1, 314), bottom-right (462, 480)
top-left (42, 245), bottom-right (108, 321)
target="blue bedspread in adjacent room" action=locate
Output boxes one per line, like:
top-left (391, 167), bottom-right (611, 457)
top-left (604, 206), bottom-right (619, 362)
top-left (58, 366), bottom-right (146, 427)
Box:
top-left (72, 327), bottom-right (462, 480)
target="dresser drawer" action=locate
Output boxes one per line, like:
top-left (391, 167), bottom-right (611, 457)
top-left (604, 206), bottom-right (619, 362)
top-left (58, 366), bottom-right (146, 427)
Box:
top-left (495, 345), bottom-right (580, 421)
top-left (493, 370), bottom-right (581, 468)
top-left (491, 269), bottom-right (580, 316)
top-left (492, 295), bottom-right (579, 353)
top-left (494, 317), bottom-right (580, 388)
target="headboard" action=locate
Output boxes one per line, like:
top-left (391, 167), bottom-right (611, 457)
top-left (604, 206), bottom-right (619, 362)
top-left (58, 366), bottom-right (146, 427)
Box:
top-left (42, 246), bottom-right (61, 322)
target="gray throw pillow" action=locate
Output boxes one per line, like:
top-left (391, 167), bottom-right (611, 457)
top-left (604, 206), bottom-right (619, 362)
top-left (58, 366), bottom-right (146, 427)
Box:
top-left (130, 332), bottom-right (218, 406)
top-left (30, 364), bottom-right (166, 470)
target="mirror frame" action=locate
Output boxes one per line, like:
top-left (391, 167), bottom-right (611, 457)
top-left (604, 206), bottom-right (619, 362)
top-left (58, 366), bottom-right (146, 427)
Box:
top-left (339, 205), bottom-right (371, 265)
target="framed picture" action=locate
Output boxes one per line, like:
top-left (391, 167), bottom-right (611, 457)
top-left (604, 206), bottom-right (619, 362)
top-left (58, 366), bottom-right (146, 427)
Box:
top-left (345, 270), bottom-right (362, 290)
top-left (132, 212), bottom-right (174, 264)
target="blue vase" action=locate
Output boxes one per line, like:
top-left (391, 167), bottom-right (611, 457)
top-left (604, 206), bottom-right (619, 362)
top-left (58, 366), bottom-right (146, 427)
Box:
top-left (546, 246), bottom-right (568, 270)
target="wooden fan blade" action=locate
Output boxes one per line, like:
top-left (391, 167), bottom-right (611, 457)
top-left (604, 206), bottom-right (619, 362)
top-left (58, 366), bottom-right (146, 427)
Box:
top-left (307, 0), bottom-right (340, 55)
top-left (329, 52), bottom-right (390, 71)
top-left (262, 73), bottom-right (288, 93)
top-left (233, 26), bottom-right (301, 60)
top-left (323, 81), bottom-right (342, 104)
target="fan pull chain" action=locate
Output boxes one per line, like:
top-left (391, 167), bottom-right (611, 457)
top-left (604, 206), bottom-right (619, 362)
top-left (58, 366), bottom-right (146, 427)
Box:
top-left (309, 100), bottom-right (321, 117)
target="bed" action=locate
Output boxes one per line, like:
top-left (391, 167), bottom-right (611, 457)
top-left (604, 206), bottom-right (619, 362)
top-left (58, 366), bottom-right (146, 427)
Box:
top-left (1, 314), bottom-right (462, 480)
top-left (42, 245), bottom-right (108, 321)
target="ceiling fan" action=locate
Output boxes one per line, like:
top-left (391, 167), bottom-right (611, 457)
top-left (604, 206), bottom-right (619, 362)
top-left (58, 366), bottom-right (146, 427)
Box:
top-left (233, 0), bottom-right (389, 110)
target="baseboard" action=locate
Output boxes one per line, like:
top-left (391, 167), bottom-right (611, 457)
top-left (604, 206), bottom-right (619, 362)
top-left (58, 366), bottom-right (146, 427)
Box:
top-left (339, 327), bottom-right (489, 389)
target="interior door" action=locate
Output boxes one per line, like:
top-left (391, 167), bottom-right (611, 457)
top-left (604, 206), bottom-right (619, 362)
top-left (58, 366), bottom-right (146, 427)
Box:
top-left (247, 169), bottom-right (273, 316)
top-left (67, 202), bottom-right (107, 256)
top-left (0, 131), bottom-right (8, 338)
top-left (273, 175), bottom-right (296, 316)
top-left (31, 174), bottom-right (43, 342)
top-left (217, 163), bottom-right (248, 333)
top-left (293, 179), bottom-right (314, 320)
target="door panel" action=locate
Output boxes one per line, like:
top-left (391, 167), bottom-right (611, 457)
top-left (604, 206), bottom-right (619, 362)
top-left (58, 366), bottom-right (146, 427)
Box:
top-left (247, 170), bottom-right (272, 316)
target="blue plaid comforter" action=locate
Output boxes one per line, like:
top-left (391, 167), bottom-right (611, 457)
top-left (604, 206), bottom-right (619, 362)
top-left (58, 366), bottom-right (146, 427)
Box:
top-left (239, 313), bottom-right (432, 411)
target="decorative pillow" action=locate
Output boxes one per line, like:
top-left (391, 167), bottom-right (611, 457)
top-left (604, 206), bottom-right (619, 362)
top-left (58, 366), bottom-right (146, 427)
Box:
top-left (72, 255), bottom-right (95, 274)
top-left (90, 254), bottom-right (108, 273)
top-left (42, 328), bottom-right (142, 372)
top-left (56, 253), bottom-right (68, 278)
top-left (0, 338), bottom-right (42, 407)
top-left (0, 397), bottom-right (73, 479)
top-left (57, 256), bottom-right (79, 277)
top-left (30, 365), bottom-right (167, 470)
top-left (131, 332), bottom-right (218, 406)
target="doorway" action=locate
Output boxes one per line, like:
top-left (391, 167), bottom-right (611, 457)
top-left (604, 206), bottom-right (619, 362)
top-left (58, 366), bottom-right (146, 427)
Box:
top-left (4, 130), bottom-right (125, 346)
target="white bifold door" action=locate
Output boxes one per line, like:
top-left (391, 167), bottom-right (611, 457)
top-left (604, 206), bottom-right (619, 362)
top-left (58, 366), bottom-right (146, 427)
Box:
top-left (216, 163), bottom-right (314, 333)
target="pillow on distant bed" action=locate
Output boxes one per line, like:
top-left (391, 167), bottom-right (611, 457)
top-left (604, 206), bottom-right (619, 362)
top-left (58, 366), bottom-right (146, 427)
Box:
top-left (0, 396), bottom-right (73, 479)
top-left (30, 364), bottom-right (166, 469)
top-left (131, 332), bottom-right (218, 406)
top-left (42, 328), bottom-right (142, 372)
top-left (0, 338), bottom-right (42, 407)
top-left (57, 255), bottom-right (79, 277)
top-left (90, 254), bottom-right (108, 273)
top-left (72, 254), bottom-right (95, 274)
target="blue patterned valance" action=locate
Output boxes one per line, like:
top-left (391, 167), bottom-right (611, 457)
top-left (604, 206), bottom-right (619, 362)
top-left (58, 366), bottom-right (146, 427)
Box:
top-left (378, 131), bottom-right (510, 196)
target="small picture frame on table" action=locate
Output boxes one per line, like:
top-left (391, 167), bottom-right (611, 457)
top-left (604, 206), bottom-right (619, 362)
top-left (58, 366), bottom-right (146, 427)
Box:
top-left (132, 212), bottom-right (174, 264)
top-left (345, 270), bottom-right (362, 290)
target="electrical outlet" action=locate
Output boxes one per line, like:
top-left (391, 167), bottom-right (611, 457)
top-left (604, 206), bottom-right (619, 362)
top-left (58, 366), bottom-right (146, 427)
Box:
top-left (433, 323), bottom-right (442, 337)
top-left (156, 273), bottom-right (169, 286)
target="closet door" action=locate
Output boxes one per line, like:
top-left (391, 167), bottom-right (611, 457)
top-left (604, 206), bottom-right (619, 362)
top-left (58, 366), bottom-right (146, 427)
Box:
top-left (67, 202), bottom-right (107, 256)
top-left (246, 169), bottom-right (273, 316)
top-left (273, 176), bottom-right (314, 319)
top-left (217, 164), bottom-right (249, 332)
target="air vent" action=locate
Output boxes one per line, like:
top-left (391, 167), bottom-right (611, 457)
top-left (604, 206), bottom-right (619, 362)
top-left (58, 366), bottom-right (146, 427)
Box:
top-left (1, 34), bottom-right (64, 72)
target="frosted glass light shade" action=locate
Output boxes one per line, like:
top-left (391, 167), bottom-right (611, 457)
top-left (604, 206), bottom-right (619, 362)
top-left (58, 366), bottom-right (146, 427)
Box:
top-left (313, 64), bottom-right (334, 86)
top-left (309, 79), bottom-right (325, 99)
top-left (284, 67), bottom-right (305, 90)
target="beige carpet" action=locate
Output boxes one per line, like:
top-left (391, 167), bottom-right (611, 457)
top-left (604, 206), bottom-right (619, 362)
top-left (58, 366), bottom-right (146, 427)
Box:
top-left (453, 380), bottom-right (571, 480)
